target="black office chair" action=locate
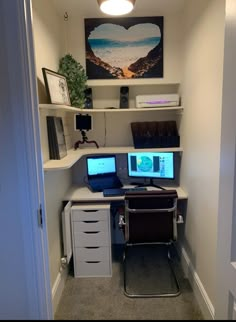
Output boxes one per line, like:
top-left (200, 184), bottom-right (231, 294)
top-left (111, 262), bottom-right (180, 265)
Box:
top-left (119, 189), bottom-right (180, 298)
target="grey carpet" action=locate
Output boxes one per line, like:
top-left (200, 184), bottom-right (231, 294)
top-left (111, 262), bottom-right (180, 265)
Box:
top-left (55, 245), bottom-right (204, 320)
top-left (124, 244), bottom-right (180, 296)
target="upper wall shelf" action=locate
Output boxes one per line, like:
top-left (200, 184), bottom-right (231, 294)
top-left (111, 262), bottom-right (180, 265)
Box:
top-left (44, 147), bottom-right (184, 171)
top-left (87, 79), bottom-right (180, 87)
top-left (39, 104), bottom-right (183, 113)
top-left (39, 104), bottom-right (79, 112)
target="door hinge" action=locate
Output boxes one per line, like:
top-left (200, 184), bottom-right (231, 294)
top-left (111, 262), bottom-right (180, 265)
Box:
top-left (38, 205), bottom-right (43, 228)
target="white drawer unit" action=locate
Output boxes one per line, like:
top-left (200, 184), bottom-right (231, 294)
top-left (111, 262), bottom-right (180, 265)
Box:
top-left (74, 231), bottom-right (110, 247)
top-left (75, 246), bottom-right (110, 262)
top-left (73, 220), bottom-right (108, 233)
top-left (71, 204), bottom-right (112, 277)
top-left (71, 204), bottom-right (109, 221)
top-left (74, 260), bottom-right (111, 277)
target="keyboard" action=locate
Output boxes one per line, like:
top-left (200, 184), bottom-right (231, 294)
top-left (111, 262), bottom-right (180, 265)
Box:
top-left (103, 187), bottom-right (147, 197)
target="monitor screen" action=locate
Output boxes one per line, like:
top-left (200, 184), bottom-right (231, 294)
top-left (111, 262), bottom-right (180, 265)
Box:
top-left (87, 155), bottom-right (116, 176)
top-left (127, 152), bottom-right (174, 180)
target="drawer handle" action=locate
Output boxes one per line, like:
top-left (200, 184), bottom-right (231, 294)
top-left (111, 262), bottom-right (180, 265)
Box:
top-left (83, 221), bottom-right (99, 223)
top-left (84, 231), bottom-right (99, 234)
top-left (83, 210), bottom-right (99, 213)
top-left (85, 247), bottom-right (100, 249)
top-left (85, 261), bottom-right (101, 264)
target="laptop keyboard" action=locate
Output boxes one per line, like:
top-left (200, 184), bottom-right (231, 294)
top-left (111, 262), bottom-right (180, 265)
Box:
top-left (103, 187), bottom-right (147, 197)
top-left (89, 176), bottom-right (122, 192)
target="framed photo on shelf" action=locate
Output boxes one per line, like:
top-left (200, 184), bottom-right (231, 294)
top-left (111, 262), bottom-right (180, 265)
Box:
top-left (42, 68), bottom-right (71, 105)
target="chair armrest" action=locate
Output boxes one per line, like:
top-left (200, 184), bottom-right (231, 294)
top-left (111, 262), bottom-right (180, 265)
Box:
top-left (177, 214), bottom-right (184, 224)
top-left (119, 214), bottom-right (126, 229)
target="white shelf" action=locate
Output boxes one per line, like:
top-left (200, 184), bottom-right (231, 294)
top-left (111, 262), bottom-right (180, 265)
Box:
top-left (43, 146), bottom-right (183, 171)
top-left (39, 104), bottom-right (183, 113)
top-left (39, 104), bottom-right (80, 112)
top-left (87, 79), bottom-right (180, 87)
top-left (83, 106), bottom-right (183, 113)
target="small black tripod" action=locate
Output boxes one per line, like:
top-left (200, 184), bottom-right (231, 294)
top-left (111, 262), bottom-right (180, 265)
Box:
top-left (74, 130), bottom-right (99, 150)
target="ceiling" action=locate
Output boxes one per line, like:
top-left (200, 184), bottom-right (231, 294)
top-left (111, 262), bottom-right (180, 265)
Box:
top-left (52, 0), bottom-right (186, 18)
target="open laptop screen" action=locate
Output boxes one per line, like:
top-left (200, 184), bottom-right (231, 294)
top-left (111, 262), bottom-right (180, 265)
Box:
top-left (87, 155), bottom-right (116, 177)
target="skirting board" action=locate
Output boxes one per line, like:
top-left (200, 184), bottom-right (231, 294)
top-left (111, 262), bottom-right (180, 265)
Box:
top-left (178, 245), bottom-right (215, 320)
top-left (51, 267), bottom-right (68, 315)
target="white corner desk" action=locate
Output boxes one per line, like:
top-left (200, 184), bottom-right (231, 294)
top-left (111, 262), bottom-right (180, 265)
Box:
top-left (63, 185), bottom-right (188, 278)
top-left (64, 185), bottom-right (188, 202)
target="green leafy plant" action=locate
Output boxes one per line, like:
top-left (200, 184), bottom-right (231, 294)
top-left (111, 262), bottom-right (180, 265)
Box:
top-left (58, 54), bottom-right (88, 108)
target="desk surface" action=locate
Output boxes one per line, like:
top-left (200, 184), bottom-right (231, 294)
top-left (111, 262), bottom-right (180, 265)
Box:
top-left (65, 185), bottom-right (188, 202)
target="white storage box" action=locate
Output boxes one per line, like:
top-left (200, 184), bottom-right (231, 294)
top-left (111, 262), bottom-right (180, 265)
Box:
top-left (136, 94), bottom-right (179, 108)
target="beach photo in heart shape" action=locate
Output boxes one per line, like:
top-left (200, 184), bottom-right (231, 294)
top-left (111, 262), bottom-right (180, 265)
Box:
top-left (88, 23), bottom-right (161, 74)
top-left (85, 17), bottom-right (164, 79)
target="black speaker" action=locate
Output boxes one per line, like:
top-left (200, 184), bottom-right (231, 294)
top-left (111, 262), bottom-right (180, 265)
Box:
top-left (120, 86), bottom-right (129, 109)
top-left (84, 87), bottom-right (93, 109)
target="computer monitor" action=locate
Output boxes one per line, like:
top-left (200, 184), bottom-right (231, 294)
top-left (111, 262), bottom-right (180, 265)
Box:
top-left (127, 152), bottom-right (175, 189)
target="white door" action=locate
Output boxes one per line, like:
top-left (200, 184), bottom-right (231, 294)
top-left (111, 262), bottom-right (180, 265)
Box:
top-left (215, 0), bottom-right (236, 319)
top-left (0, 0), bottom-right (52, 319)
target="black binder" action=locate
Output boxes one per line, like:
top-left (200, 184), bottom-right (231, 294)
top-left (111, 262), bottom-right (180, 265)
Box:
top-left (47, 116), bottom-right (67, 160)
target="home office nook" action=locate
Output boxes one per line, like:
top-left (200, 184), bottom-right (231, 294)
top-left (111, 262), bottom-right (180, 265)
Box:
top-left (31, 0), bottom-right (235, 319)
top-left (36, 0), bottom-right (189, 312)
top-left (37, 0), bottom-right (189, 310)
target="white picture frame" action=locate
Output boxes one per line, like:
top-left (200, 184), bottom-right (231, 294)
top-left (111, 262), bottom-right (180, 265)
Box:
top-left (42, 68), bottom-right (71, 105)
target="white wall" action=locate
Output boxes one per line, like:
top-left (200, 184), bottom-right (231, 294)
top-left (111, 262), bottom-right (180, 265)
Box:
top-left (32, 0), bottom-right (64, 103)
top-left (32, 0), bottom-right (64, 161)
top-left (32, 0), bottom-right (72, 304)
top-left (44, 170), bottom-right (72, 287)
top-left (180, 0), bottom-right (225, 318)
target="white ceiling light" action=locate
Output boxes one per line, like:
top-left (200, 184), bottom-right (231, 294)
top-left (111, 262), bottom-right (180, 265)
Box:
top-left (97, 0), bottom-right (136, 16)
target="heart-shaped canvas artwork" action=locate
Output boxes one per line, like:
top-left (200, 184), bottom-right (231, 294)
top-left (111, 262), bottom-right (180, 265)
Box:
top-left (88, 23), bottom-right (161, 76)
top-left (85, 17), bottom-right (164, 79)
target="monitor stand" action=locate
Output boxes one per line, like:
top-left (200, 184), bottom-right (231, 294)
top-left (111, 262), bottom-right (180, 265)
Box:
top-left (131, 178), bottom-right (166, 190)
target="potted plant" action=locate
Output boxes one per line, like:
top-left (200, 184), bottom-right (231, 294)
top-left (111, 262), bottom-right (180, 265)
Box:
top-left (58, 54), bottom-right (88, 108)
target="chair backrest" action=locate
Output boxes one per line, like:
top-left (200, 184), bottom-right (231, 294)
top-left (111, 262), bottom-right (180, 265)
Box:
top-left (124, 190), bottom-right (178, 244)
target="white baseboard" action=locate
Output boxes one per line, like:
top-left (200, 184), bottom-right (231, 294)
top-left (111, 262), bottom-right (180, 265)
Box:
top-left (178, 246), bottom-right (215, 320)
top-left (51, 267), bottom-right (68, 315)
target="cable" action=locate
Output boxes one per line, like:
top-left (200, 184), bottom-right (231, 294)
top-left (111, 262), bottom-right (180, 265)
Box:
top-left (83, 175), bottom-right (89, 186)
top-left (64, 12), bottom-right (69, 54)
top-left (103, 112), bottom-right (107, 147)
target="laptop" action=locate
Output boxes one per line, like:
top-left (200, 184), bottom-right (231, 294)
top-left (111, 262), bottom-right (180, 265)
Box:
top-left (86, 155), bottom-right (123, 192)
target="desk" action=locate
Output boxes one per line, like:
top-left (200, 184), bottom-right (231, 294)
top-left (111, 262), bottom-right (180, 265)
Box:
top-left (65, 185), bottom-right (188, 202)
top-left (63, 185), bottom-right (188, 278)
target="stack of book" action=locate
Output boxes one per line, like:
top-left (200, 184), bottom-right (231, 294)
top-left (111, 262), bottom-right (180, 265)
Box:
top-left (47, 116), bottom-right (67, 160)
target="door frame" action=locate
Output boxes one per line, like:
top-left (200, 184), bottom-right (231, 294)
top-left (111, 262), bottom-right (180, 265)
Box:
top-left (0, 0), bottom-right (53, 319)
top-left (215, 0), bottom-right (236, 319)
